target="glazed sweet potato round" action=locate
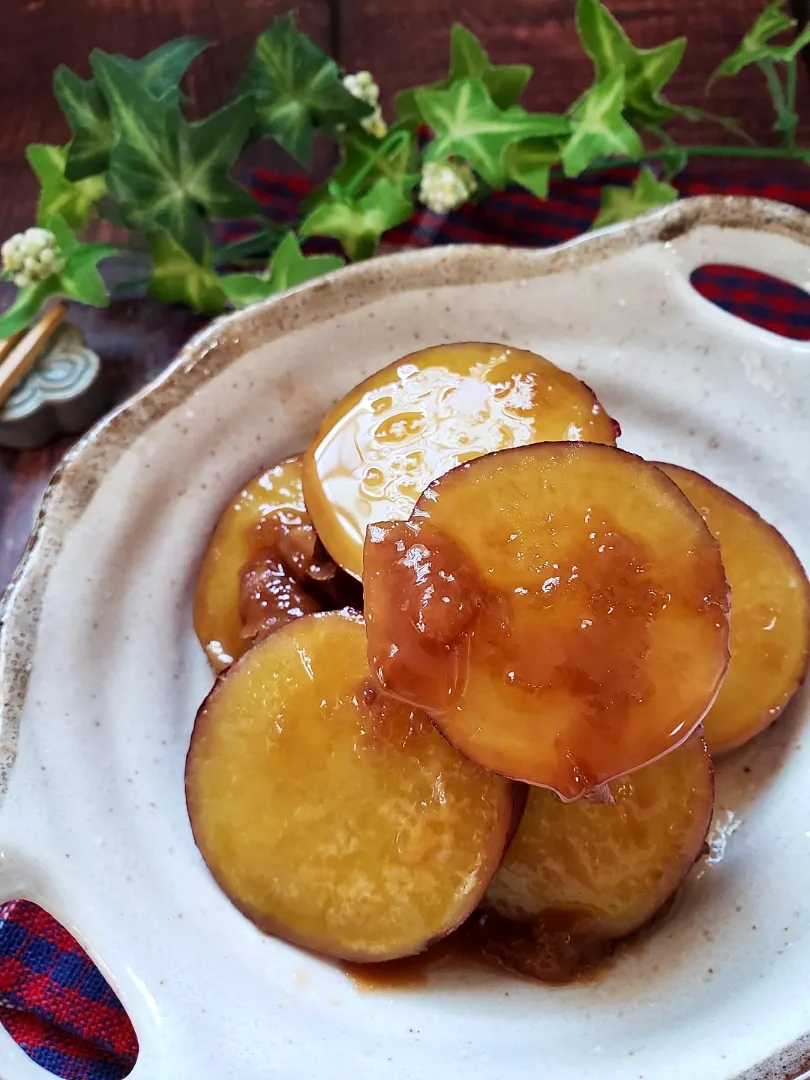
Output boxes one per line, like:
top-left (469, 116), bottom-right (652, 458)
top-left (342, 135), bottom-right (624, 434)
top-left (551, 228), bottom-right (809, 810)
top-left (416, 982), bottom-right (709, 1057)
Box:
top-left (473, 733), bottom-right (714, 982)
top-left (186, 611), bottom-right (514, 962)
top-left (303, 342), bottom-right (619, 579)
top-left (484, 732), bottom-right (714, 939)
top-left (194, 456), bottom-right (353, 672)
top-left (657, 463), bottom-right (810, 754)
top-left (364, 443), bottom-right (730, 799)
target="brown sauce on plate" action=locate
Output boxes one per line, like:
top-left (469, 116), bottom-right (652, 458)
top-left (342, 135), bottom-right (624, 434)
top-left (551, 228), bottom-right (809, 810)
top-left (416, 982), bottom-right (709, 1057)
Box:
top-left (343, 908), bottom-right (614, 991)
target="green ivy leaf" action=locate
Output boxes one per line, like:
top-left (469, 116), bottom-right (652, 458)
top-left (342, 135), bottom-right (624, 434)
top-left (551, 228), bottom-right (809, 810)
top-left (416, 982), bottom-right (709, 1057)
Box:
top-left (27, 145), bottom-right (106, 230)
top-left (58, 243), bottom-right (117, 306)
top-left (55, 37), bottom-right (209, 181)
top-left (575, 0), bottom-right (685, 125)
top-left (214, 222), bottom-right (283, 267)
top-left (116, 36), bottom-right (210, 101)
top-left (504, 136), bottom-right (564, 198)
top-left (54, 67), bottom-right (117, 182)
top-left (46, 213), bottom-right (117, 308)
top-left (239, 12), bottom-right (371, 165)
top-left (147, 231), bottom-right (227, 315)
top-left (711, 0), bottom-right (809, 79)
top-left (592, 167), bottom-right (678, 229)
top-left (221, 232), bottom-right (344, 307)
top-left (417, 78), bottom-right (569, 187)
top-left (302, 122), bottom-right (419, 212)
top-left (218, 274), bottom-right (273, 309)
top-left (0, 213), bottom-right (116, 336)
top-left (396, 25), bottom-right (532, 121)
top-left (562, 68), bottom-right (643, 177)
top-left (0, 280), bottom-right (59, 338)
top-left (449, 25), bottom-right (533, 108)
top-left (92, 52), bottom-right (259, 261)
top-left (301, 177), bottom-right (414, 261)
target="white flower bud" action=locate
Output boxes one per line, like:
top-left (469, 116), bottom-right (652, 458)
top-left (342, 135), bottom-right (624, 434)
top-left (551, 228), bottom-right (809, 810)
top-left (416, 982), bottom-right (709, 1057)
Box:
top-left (362, 108), bottom-right (388, 138)
top-left (2, 236), bottom-right (24, 272)
top-left (343, 70), bottom-right (388, 138)
top-left (419, 161), bottom-right (477, 215)
top-left (2, 226), bottom-right (64, 285)
top-left (343, 71), bottom-right (380, 108)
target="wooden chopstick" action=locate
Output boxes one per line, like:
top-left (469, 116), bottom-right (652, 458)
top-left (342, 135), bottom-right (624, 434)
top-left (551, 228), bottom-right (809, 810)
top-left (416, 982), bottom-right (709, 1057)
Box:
top-left (0, 328), bottom-right (26, 366)
top-left (0, 301), bottom-right (69, 409)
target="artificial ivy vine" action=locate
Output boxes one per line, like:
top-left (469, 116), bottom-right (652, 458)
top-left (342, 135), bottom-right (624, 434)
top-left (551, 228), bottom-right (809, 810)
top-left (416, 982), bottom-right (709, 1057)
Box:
top-left (1, 0), bottom-right (808, 334)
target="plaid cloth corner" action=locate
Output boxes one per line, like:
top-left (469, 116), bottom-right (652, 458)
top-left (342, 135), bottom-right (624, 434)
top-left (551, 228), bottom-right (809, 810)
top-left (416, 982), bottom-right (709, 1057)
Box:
top-left (0, 901), bottom-right (137, 1079)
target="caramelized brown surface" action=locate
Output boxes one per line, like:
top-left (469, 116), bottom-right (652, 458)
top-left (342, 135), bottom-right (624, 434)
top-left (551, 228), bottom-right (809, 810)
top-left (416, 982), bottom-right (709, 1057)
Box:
top-left (186, 611), bottom-right (514, 962)
top-left (657, 463), bottom-right (810, 755)
top-left (304, 342), bottom-right (619, 579)
top-left (482, 732), bottom-right (714, 975)
top-left (193, 456), bottom-right (357, 671)
top-left (364, 443), bottom-right (730, 798)
top-left (238, 555), bottom-right (323, 644)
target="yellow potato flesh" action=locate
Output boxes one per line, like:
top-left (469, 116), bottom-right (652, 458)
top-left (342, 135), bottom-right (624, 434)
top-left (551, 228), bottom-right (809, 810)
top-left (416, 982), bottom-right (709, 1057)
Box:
top-left (194, 457), bottom-right (309, 670)
top-left (185, 611), bottom-right (513, 962)
top-left (484, 733), bottom-right (714, 942)
top-left (657, 463), bottom-right (810, 754)
top-left (304, 342), bottom-right (619, 579)
top-left (364, 443), bottom-right (730, 799)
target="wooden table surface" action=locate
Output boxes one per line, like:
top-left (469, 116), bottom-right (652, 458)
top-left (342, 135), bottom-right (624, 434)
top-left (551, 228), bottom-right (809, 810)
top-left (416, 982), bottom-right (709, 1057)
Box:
top-left (0, 0), bottom-right (807, 589)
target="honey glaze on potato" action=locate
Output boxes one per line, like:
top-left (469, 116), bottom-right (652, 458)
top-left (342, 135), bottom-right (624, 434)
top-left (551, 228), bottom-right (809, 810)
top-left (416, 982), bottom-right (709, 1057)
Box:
top-left (477, 732), bottom-right (714, 982)
top-left (657, 462), bottom-right (810, 755)
top-left (186, 611), bottom-right (514, 963)
top-left (303, 342), bottom-right (620, 579)
top-left (194, 456), bottom-right (359, 671)
top-left (364, 443), bottom-right (730, 799)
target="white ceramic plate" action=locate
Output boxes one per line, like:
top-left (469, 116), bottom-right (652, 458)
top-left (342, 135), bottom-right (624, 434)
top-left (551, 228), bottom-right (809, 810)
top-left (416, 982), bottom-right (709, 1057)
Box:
top-left (1, 196), bottom-right (809, 1080)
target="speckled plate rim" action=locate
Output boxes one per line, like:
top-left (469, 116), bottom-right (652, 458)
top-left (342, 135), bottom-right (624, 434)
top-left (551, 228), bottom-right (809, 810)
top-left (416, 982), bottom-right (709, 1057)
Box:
top-left (1, 193), bottom-right (810, 1080)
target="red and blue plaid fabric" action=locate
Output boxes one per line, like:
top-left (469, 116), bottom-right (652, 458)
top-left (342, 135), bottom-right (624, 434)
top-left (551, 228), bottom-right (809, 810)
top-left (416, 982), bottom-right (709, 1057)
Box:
top-left (1, 165), bottom-right (808, 1080)
top-left (0, 901), bottom-right (138, 1078)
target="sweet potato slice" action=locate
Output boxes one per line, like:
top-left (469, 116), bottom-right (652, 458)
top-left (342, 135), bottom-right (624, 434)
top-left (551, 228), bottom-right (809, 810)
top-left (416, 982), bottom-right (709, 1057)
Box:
top-left (186, 611), bottom-right (514, 962)
top-left (657, 463), bottom-right (810, 754)
top-left (364, 443), bottom-right (730, 799)
top-left (194, 456), bottom-right (356, 672)
top-left (474, 733), bottom-right (714, 982)
top-left (303, 342), bottom-right (619, 579)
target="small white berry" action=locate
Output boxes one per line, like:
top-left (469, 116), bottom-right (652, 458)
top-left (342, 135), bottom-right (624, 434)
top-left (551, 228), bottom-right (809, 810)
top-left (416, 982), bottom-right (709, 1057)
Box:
top-left (343, 71), bottom-right (380, 107)
top-left (2, 237), bottom-right (23, 272)
top-left (2, 226), bottom-right (63, 286)
top-left (342, 70), bottom-right (388, 138)
top-left (419, 161), bottom-right (477, 214)
top-left (362, 108), bottom-right (388, 138)
top-left (22, 228), bottom-right (52, 257)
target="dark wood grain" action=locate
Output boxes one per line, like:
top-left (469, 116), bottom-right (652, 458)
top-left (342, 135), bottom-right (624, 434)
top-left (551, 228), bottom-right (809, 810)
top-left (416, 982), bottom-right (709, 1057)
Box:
top-left (0, 0), bottom-right (807, 592)
top-left (340, 0), bottom-right (810, 144)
